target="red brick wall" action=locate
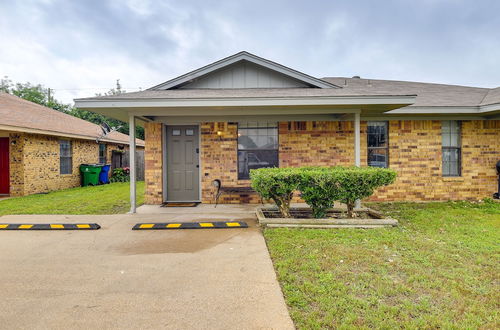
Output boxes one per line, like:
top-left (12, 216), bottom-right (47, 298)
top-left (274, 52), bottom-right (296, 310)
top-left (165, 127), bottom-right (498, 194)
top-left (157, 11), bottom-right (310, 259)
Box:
top-left (200, 122), bottom-right (258, 203)
top-left (143, 120), bottom-right (500, 204)
top-left (372, 120), bottom-right (500, 201)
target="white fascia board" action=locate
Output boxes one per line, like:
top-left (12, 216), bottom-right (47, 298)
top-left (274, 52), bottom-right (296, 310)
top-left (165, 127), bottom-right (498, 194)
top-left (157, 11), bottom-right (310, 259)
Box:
top-left (74, 95), bottom-right (415, 109)
top-left (479, 103), bottom-right (500, 113)
top-left (148, 51), bottom-right (338, 90)
top-left (386, 106), bottom-right (480, 114)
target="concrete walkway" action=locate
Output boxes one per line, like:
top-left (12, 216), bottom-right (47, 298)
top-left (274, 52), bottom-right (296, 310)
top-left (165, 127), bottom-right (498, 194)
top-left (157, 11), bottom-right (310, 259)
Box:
top-left (0, 206), bottom-right (294, 329)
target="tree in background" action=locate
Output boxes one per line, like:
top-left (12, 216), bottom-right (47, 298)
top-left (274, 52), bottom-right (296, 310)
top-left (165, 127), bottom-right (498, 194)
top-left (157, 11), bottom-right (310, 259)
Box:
top-left (0, 77), bottom-right (144, 140)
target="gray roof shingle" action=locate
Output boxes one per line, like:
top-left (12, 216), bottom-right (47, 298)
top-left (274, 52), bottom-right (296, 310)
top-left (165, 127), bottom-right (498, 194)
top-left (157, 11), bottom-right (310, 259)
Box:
top-left (480, 87), bottom-right (500, 106)
top-left (77, 77), bottom-right (497, 108)
top-left (322, 77), bottom-right (491, 107)
top-left (0, 92), bottom-right (144, 145)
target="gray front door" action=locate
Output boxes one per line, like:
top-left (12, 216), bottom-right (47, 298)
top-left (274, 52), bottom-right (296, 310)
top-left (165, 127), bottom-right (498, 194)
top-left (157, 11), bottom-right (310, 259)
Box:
top-left (166, 125), bottom-right (200, 202)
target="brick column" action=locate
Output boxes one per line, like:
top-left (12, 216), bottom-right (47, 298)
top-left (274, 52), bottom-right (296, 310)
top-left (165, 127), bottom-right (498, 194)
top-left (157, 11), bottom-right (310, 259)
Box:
top-left (144, 123), bottom-right (163, 204)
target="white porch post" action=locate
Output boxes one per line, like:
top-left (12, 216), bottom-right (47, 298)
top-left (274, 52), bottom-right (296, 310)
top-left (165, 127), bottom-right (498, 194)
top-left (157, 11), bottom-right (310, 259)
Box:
top-left (354, 112), bottom-right (361, 209)
top-left (129, 114), bottom-right (137, 213)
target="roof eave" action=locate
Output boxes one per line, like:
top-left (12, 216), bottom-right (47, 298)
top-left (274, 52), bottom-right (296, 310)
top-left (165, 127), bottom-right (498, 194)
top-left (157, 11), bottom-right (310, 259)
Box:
top-left (387, 104), bottom-right (500, 115)
top-left (0, 124), bottom-right (144, 146)
top-left (74, 95), bottom-right (417, 109)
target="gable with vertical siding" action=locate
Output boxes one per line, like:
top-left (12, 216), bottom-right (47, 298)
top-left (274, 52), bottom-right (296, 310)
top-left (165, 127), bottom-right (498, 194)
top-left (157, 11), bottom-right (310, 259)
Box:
top-left (180, 60), bottom-right (310, 89)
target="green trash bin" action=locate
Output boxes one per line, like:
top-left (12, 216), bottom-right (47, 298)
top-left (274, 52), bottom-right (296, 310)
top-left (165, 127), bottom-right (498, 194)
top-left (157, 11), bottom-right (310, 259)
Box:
top-left (80, 164), bottom-right (102, 186)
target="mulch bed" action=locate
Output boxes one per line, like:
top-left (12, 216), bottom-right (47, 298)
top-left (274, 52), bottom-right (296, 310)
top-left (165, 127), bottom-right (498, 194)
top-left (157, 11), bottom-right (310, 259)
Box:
top-left (262, 208), bottom-right (381, 219)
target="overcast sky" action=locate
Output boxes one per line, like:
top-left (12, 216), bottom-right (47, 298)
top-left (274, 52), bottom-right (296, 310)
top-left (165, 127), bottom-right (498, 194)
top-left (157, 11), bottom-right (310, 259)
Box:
top-left (1, 0), bottom-right (499, 104)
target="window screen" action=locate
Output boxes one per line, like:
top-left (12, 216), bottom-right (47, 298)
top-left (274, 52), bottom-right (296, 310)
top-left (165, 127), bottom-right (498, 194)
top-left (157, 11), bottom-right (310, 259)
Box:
top-left (442, 121), bottom-right (461, 176)
top-left (237, 122), bottom-right (278, 179)
top-left (60, 140), bottom-right (72, 174)
top-left (367, 122), bottom-right (389, 168)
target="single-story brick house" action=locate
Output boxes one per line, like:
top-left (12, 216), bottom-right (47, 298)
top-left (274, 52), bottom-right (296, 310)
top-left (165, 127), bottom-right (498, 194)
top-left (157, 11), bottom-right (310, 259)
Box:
top-left (0, 92), bottom-right (145, 197)
top-left (74, 52), bottom-right (500, 212)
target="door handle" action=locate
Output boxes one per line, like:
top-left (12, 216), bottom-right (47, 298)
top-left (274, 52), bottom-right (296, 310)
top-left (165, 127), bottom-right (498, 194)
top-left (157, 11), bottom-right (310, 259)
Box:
top-left (196, 165), bottom-right (199, 168)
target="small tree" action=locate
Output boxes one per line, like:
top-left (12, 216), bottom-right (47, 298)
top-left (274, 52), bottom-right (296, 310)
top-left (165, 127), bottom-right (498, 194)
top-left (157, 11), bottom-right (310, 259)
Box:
top-left (250, 168), bottom-right (301, 218)
top-left (334, 167), bottom-right (397, 218)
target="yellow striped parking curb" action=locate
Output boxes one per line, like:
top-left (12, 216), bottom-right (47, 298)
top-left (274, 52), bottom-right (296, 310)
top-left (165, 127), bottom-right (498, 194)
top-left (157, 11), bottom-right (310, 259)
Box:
top-left (132, 221), bottom-right (248, 230)
top-left (0, 223), bottom-right (101, 230)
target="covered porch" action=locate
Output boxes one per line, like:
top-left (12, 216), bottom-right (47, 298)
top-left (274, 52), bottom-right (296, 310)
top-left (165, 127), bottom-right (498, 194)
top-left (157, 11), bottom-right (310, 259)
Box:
top-left (74, 52), bottom-right (416, 212)
top-left (119, 100), bottom-right (411, 212)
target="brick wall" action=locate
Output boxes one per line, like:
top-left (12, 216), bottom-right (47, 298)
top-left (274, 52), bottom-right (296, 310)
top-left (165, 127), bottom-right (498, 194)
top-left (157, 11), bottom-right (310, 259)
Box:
top-left (372, 120), bottom-right (500, 201)
top-left (279, 121), bottom-right (369, 167)
top-left (143, 120), bottom-right (500, 205)
top-left (8, 132), bottom-right (132, 196)
top-left (199, 122), bottom-right (260, 204)
top-left (8, 133), bottom-right (24, 196)
top-left (144, 122), bottom-right (163, 204)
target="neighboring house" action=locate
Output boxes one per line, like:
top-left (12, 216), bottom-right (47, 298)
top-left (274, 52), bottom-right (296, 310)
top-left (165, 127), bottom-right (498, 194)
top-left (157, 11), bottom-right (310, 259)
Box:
top-left (0, 92), bottom-right (145, 197)
top-left (74, 51), bottom-right (500, 211)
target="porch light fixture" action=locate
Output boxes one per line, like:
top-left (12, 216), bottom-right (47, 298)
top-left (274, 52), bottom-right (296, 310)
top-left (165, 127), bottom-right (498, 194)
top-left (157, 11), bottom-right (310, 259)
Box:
top-left (217, 130), bottom-right (223, 140)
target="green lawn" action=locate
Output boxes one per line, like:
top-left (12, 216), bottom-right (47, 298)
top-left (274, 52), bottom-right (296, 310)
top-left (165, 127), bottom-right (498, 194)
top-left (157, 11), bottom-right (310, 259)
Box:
top-left (264, 200), bottom-right (500, 329)
top-left (0, 182), bottom-right (144, 215)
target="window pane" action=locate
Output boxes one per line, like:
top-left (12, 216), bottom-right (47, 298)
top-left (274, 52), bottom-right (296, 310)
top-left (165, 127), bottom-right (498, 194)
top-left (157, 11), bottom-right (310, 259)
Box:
top-left (185, 129), bottom-right (194, 136)
top-left (239, 122), bottom-right (277, 129)
top-left (237, 123), bottom-right (278, 179)
top-left (442, 121), bottom-right (460, 147)
top-left (238, 126), bottom-right (278, 150)
top-left (60, 157), bottom-right (72, 174)
top-left (238, 150), bottom-right (278, 179)
top-left (60, 140), bottom-right (72, 174)
top-left (449, 132), bottom-right (460, 147)
top-left (442, 120), bottom-right (451, 133)
top-left (367, 122), bottom-right (387, 148)
top-left (442, 121), bottom-right (461, 176)
top-left (368, 148), bottom-right (388, 168)
top-left (172, 129), bottom-right (180, 136)
top-left (367, 122), bottom-right (388, 168)
top-left (99, 144), bottom-right (106, 163)
top-left (60, 141), bottom-right (70, 157)
top-left (443, 148), bottom-right (460, 176)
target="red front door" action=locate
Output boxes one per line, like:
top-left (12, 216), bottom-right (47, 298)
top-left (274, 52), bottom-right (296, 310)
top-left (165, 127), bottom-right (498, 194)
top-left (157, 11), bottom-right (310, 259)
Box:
top-left (0, 138), bottom-right (9, 195)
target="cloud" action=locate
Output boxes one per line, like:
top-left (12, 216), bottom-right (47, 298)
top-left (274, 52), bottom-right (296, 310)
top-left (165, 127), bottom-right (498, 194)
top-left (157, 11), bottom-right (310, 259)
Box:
top-left (0, 0), bottom-right (499, 104)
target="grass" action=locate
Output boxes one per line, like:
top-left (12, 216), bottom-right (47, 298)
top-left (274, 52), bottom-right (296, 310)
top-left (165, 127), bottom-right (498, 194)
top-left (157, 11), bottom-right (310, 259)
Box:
top-left (264, 200), bottom-right (500, 329)
top-left (0, 182), bottom-right (144, 215)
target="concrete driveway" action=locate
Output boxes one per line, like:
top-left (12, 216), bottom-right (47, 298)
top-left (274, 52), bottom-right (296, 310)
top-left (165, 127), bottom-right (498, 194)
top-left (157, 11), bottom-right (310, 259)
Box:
top-left (0, 205), bottom-right (294, 329)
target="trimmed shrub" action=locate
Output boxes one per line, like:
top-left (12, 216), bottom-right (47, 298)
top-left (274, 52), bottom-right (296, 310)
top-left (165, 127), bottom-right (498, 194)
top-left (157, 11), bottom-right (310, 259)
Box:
top-left (299, 166), bottom-right (397, 218)
top-left (298, 168), bottom-right (342, 218)
top-left (251, 166), bottom-right (397, 219)
top-left (250, 167), bottom-right (301, 218)
top-left (331, 166), bottom-right (397, 218)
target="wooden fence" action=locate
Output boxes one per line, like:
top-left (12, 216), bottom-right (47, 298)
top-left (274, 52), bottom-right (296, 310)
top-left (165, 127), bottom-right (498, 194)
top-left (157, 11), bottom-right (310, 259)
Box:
top-left (111, 150), bottom-right (145, 181)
